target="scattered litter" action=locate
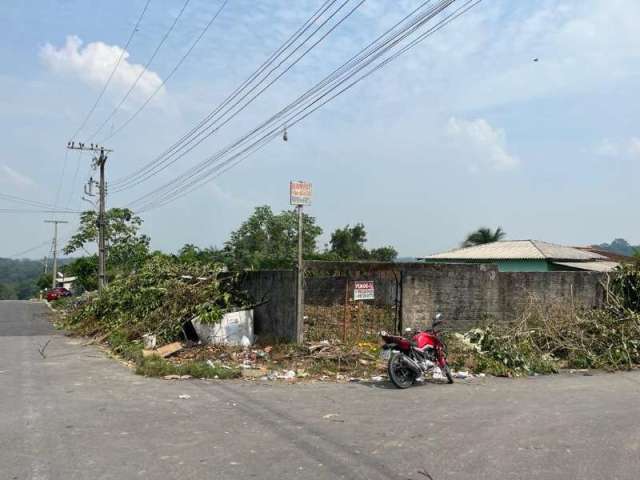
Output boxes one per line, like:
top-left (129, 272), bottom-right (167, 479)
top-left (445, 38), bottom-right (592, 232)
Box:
top-left (163, 375), bottom-right (192, 380)
top-left (143, 341), bottom-right (183, 358)
top-left (432, 367), bottom-right (444, 380)
top-left (178, 394), bottom-right (191, 399)
top-left (370, 376), bottom-right (384, 382)
top-left (454, 371), bottom-right (471, 379)
top-left (322, 413), bottom-right (344, 422)
top-left (142, 333), bottom-right (157, 350)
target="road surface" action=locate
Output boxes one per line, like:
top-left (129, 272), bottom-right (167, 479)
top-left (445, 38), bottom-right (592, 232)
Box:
top-left (2, 300), bottom-right (639, 480)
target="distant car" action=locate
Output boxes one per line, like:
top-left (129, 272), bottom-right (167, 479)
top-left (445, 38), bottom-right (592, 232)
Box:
top-left (46, 287), bottom-right (72, 302)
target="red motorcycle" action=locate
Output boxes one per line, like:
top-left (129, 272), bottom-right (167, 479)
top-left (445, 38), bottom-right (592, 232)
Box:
top-left (380, 313), bottom-right (453, 388)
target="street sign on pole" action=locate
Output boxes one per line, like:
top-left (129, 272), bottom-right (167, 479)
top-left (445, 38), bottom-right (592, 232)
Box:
top-left (290, 181), bottom-right (312, 206)
top-left (353, 281), bottom-right (375, 301)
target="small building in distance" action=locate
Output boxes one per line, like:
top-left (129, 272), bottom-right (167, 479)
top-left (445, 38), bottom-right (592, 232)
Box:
top-left (420, 240), bottom-right (619, 273)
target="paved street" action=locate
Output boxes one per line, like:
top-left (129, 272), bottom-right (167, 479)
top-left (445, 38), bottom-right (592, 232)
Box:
top-left (2, 300), bottom-right (640, 480)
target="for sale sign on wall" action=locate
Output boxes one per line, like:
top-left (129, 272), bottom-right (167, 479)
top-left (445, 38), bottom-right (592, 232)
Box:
top-left (353, 281), bottom-right (375, 301)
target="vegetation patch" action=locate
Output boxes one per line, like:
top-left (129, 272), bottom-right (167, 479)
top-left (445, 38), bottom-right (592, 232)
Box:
top-left (446, 264), bottom-right (640, 376)
top-left (136, 355), bottom-right (240, 379)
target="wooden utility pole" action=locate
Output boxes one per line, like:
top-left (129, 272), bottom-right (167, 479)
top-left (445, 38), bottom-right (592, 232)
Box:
top-left (67, 142), bottom-right (112, 292)
top-left (44, 220), bottom-right (68, 289)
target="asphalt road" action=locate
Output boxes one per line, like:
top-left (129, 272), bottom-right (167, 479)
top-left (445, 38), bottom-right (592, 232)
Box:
top-left (2, 300), bottom-right (640, 480)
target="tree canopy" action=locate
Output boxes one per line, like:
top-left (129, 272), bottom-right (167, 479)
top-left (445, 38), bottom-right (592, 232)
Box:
top-left (221, 205), bottom-right (323, 270)
top-left (324, 223), bottom-right (398, 261)
top-left (462, 227), bottom-right (506, 247)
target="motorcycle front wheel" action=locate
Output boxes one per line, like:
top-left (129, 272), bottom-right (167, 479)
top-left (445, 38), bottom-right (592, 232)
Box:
top-left (387, 353), bottom-right (416, 389)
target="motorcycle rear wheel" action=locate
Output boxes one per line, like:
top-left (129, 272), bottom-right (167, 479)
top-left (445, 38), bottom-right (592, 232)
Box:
top-left (388, 353), bottom-right (416, 389)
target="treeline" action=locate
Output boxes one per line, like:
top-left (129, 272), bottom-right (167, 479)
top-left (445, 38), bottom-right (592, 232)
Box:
top-left (57, 205), bottom-right (399, 292)
top-left (0, 258), bottom-right (47, 299)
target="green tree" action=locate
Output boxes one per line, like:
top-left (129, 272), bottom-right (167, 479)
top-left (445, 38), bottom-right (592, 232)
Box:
top-left (36, 273), bottom-right (51, 291)
top-left (64, 208), bottom-right (150, 273)
top-left (223, 206), bottom-right (322, 270)
top-left (328, 224), bottom-right (368, 259)
top-left (369, 246), bottom-right (398, 262)
top-left (462, 227), bottom-right (506, 247)
top-left (177, 244), bottom-right (227, 265)
top-left (0, 283), bottom-right (17, 300)
top-left (324, 223), bottom-right (398, 261)
top-left (63, 255), bottom-right (99, 292)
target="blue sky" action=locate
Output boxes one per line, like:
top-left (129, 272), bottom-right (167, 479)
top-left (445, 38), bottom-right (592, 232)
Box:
top-left (1, 0), bottom-right (639, 258)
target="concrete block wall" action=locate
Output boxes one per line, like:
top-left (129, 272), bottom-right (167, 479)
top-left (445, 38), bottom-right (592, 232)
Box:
top-left (237, 270), bottom-right (298, 342)
top-left (401, 264), bottom-right (605, 331)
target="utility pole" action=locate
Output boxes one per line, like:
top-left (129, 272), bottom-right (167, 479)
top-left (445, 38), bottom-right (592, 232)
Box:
top-left (44, 220), bottom-right (68, 289)
top-left (67, 142), bottom-right (113, 292)
top-left (296, 203), bottom-right (304, 342)
top-left (290, 181), bottom-right (312, 343)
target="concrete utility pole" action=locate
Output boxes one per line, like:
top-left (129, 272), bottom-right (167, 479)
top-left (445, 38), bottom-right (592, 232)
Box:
top-left (289, 180), bottom-right (312, 343)
top-left (67, 142), bottom-right (113, 292)
top-left (296, 204), bottom-right (304, 342)
top-left (44, 220), bottom-right (68, 289)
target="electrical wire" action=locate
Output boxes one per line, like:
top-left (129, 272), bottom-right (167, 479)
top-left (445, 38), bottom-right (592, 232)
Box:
top-left (109, 0), bottom-right (346, 191)
top-left (88, 0), bottom-right (191, 141)
top-left (133, 0), bottom-right (464, 212)
top-left (69, 0), bottom-right (153, 141)
top-left (98, 0), bottom-right (229, 144)
top-left (135, 0), bottom-right (482, 213)
top-left (0, 209), bottom-right (82, 214)
top-left (7, 240), bottom-right (51, 259)
top-left (0, 192), bottom-right (68, 210)
top-left (130, 0), bottom-right (448, 209)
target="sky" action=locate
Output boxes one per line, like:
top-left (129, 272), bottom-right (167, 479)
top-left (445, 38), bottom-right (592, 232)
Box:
top-left (0, 0), bottom-right (638, 259)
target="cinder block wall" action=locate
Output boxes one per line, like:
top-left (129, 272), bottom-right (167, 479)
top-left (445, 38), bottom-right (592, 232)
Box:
top-left (401, 264), bottom-right (606, 331)
top-left (238, 270), bottom-right (298, 341)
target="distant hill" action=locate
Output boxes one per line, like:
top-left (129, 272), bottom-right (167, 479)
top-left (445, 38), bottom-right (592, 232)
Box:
top-left (595, 239), bottom-right (639, 257)
top-left (0, 257), bottom-right (73, 300)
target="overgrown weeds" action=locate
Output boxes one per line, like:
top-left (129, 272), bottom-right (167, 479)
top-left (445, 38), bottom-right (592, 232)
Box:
top-left (446, 265), bottom-right (640, 376)
top-left (136, 355), bottom-right (240, 379)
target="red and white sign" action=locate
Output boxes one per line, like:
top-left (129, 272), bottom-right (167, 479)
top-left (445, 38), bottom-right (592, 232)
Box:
top-left (353, 281), bottom-right (375, 301)
top-left (290, 181), bottom-right (312, 206)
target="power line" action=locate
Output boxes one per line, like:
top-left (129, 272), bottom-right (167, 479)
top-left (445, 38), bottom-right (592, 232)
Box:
top-left (69, 0), bottom-right (153, 141)
top-left (130, 0), bottom-right (446, 209)
top-left (133, 0), bottom-right (481, 213)
top-left (0, 209), bottom-right (82, 214)
top-left (88, 0), bottom-right (191, 141)
top-left (130, 0), bottom-right (470, 211)
top-left (7, 241), bottom-right (51, 259)
top-left (109, 0), bottom-right (346, 191)
top-left (99, 0), bottom-right (229, 144)
top-left (0, 192), bottom-right (67, 210)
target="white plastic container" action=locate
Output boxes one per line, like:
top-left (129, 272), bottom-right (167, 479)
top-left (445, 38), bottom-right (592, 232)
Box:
top-left (191, 309), bottom-right (254, 346)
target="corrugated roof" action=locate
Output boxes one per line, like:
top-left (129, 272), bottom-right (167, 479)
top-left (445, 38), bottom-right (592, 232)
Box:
top-left (425, 240), bottom-right (608, 261)
top-left (553, 261), bottom-right (619, 272)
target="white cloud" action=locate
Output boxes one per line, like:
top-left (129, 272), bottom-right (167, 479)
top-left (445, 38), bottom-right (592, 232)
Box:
top-left (446, 117), bottom-right (519, 171)
top-left (595, 138), bottom-right (620, 157)
top-left (629, 137), bottom-right (640, 158)
top-left (40, 35), bottom-right (165, 101)
top-left (1, 165), bottom-right (36, 188)
top-left (595, 137), bottom-right (640, 158)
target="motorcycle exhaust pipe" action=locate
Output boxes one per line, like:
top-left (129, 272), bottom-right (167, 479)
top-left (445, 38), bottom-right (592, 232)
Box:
top-left (400, 355), bottom-right (423, 375)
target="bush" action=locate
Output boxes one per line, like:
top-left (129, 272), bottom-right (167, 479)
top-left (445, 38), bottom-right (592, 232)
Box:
top-left (64, 254), bottom-right (251, 344)
top-left (446, 265), bottom-right (640, 375)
